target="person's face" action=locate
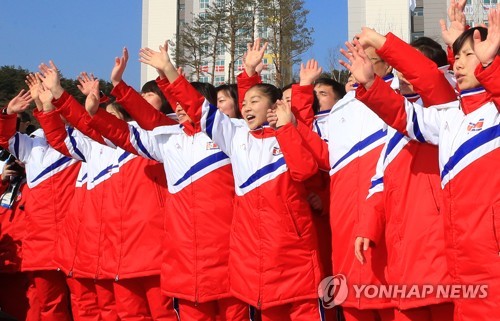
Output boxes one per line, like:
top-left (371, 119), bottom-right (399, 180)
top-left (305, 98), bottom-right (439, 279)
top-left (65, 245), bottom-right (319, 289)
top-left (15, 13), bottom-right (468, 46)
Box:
top-left (314, 84), bottom-right (339, 111)
top-left (242, 87), bottom-right (274, 129)
top-left (282, 88), bottom-right (292, 109)
top-left (453, 39), bottom-right (481, 91)
top-left (17, 118), bottom-right (30, 134)
top-left (365, 47), bottom-right (392, 78)
top-left (106, 104), bottom-right (125, 120)
top-left (142, 91), bottom-right (163, 111)
top-left (175, 102), bottom-right (192, 123)
top-left (217, 91), bottom-right (237, 118)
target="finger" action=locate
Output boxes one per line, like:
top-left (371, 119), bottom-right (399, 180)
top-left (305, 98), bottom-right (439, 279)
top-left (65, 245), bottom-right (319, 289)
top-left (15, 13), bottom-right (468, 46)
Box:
top-left (345, 41), bottom-right (359, 58)
top-left (254, 38), bottom-right (260, 51)
top-left (473, 29), bottom-right (482, 47)
top-left (123, 47), bottom-right (129, 62)
top-left (439, 19), bottom-right (447, 33)
top-left (49, 60), bottom-right (58, 71)
top-left (354, 242), bottom-right (363, 264)
top-left (300, 63), bottom-right (305, 71)
top-left (363, 238), bottom-right (370, 251)
top-left (261, 42), bottom-right (269, 53)
top-left (339, 48), bottom-right (354, 62)
top-left (339, 60), bottom-right (353, 72)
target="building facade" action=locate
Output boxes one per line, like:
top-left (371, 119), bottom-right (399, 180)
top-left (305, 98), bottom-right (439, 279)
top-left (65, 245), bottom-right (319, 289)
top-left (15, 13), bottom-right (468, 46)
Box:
top-left (142, 0), bottom-right (276, 85)
top-left (348, 0), bottom-right (496, 47)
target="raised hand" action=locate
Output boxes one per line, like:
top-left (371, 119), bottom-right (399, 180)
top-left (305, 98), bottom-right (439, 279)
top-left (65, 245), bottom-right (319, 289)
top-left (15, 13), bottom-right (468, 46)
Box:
top-left (6, 90), bottom-right (32, 115)
top-left (85, 79), bottom-right (101, 116)
top-left (440, 0), bottom-right (467, 47)
top-left (339, 40), bottom-right (375, 89)
top-left (474, 5), bottom-right (500, 65)
top-left (267, 108), bottom-right (278, 129)
top-left (275, 99), bottom-right (295, 128)
top-left (244, 38), bottom-right (268, 77)
top-left (25, 73), bottom-right (43, 110)
top-left (111, 47), bottom-right (129, 87)
top-left (299, 59), bottom-right (323, 86)
top-left (77, 72), bottom-right (98, 95)
top-left (355, 27), bottom-right (386, 49)
top-left (139, 40), bottom-right (177, 83)
top-left (38, 61), bottom-right (64, 99)
top-left (38, 84), bottom-right (55, 112)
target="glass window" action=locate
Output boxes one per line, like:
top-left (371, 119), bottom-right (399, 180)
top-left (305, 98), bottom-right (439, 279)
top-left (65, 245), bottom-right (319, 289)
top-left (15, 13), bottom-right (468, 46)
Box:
top-left (200, 0), bottom-right (210, 9)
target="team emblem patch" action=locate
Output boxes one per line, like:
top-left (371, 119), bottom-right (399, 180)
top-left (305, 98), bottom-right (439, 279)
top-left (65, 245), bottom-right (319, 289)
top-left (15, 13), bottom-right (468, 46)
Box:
top-left (467, 118), bottom-right (484, 132)
top-left (272, 146), bottom-right (282, 156)
top-left (206, 142), bottom-right (220, 150)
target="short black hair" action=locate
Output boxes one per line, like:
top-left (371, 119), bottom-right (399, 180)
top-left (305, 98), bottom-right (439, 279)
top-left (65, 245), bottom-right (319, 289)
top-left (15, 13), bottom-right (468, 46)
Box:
top-left (107, 102), bottom-right (132, 122)
top-left (191, 82), bottom-right (217, 106)
top-left (216, 84), bottom-right (242, 119)
top-left (315, 78), bottom-right (346, 99)
top-left (411, 37), bottom-right (448, 67)
top-left (249, 84), bottom-right (282, 103)
top-left (141, 80), bottom-right (173, 114)
top-left (452, 27), bottom-right (488, 56)
top-left (313, 78), bottom-right (346, 113)
top-left (281, 83), bottom-right (295, 93)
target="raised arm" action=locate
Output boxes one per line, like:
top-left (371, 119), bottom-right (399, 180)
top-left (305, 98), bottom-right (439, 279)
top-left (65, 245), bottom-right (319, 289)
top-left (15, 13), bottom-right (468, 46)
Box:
top-left (473, 6), bottom-right (500, 108)
top-left (237, 39), bottom-right (267, 111)
top-left (1, 91), bottom-right (33, 162)
top-left (111, 47), bottom-right (177, 129)
top-left (341, 40), bottom-right (446, 144)
top-left (85, 92), bottom-right (161, 162)
top-left (356, 28), bottom-right (457, 106)
top-left (292, 59), bottom-right (322, 128)
top-left (38, 61), bottom-right (106, 145)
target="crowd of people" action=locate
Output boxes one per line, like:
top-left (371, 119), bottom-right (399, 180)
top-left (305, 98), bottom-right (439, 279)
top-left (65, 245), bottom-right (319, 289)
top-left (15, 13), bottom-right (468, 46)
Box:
top-left (0, 1), bottom-right (499, 321)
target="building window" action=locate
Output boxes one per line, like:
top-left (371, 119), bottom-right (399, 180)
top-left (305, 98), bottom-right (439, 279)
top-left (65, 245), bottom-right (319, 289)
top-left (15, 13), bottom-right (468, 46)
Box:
top-left (215, 76), bottom-right (225, 85)
top-left (216, 43), bottom-right (226, 55)
top-left (216, 0), bottom-right (225, 6)
top-left (200, 0), bottom-right (210, 9)
top-left (199, 76), bottom-right (210, 83)
top-left (412, 7), bottom-right (423, 16)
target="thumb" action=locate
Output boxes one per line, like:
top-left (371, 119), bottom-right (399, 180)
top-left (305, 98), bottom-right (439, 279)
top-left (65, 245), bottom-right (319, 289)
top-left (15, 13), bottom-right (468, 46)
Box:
top-left (363, 238), bottom-right (370, 251)
top-left (473, 29), bottom-right (482, 46)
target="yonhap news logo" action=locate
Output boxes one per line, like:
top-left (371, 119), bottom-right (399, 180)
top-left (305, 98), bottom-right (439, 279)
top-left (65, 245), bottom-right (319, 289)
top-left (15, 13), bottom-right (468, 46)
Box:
top-left (318, 275), bottom-right (489, 309)
top-left (318, 274), bottom-right (349, 308)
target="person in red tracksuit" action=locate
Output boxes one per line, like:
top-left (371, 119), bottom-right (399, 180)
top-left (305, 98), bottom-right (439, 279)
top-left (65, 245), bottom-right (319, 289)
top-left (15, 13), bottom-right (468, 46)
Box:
top-left (83, 46), bottom-right (250, 321)
top-left (342, 17), bottom-right (500, 321)
top-left (0, 157), bottom-right (39, 321)
top-left (293, 48), bottom-right (397, 321)
top-left (179, 39), bottom-right (323, 321)
top-left (0, 91), bottom-right (79, 321)
top-left (24, 72), bottom-right (100, 321)
top-left (351, 29), bottom-right (457, 321)
top-left (37, 61), bottom-right (176, 321)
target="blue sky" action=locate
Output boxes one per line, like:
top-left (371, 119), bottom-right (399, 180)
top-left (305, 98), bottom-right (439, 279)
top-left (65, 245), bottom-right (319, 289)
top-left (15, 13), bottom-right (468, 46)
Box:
top-left (0, 0), bottom-right (347, 89)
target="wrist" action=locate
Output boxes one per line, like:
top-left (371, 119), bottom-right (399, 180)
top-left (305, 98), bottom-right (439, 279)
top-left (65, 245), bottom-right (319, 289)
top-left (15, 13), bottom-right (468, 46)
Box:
top-left (363, 77), bottom-right (375, 90)
top-left (245, 66), bottom-right (256, 77)
top-left (52, 86), bottom-right (64, 100)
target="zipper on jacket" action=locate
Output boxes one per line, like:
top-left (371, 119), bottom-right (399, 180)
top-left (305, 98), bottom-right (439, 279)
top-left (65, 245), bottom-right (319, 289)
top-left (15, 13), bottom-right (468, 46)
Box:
top-left (257, 136), bottom-right (264, 309)
top-left (191, 134), bottom-right (199, 305)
